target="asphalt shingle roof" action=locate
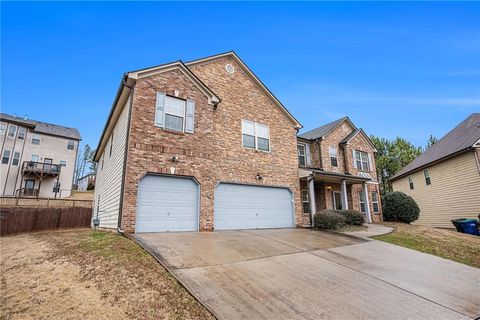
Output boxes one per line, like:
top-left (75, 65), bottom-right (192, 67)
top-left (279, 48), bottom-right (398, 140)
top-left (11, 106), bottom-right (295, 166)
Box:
top-left (0, 113), bottom-right (81, 140)
top-left (391, 113), bottom-right (480, 180)
top-left (298, 117), bottom-right (349, 140)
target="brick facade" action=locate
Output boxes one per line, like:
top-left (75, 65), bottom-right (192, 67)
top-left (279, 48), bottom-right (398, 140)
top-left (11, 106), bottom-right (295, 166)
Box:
top-left (298, 119), bottom-right (382, 223)
top-left (121, 56), bottom-right (304, 233)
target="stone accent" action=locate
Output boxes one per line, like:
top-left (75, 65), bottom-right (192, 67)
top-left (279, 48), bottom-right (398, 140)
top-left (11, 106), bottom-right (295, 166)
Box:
top-left (121, 57), bottom-right (303, 233)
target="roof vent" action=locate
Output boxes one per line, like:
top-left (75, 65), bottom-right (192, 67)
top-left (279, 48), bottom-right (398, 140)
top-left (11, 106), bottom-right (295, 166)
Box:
top-left (225, 64), bottom-right (235, 74)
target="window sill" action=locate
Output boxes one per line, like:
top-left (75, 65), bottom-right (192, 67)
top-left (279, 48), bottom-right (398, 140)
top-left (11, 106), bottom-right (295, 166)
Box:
top-left (242, 146), bottom-right (271, 153)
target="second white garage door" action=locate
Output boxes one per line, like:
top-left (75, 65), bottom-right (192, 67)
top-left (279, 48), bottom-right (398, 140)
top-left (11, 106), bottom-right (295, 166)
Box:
top-left (214, 183), bottom-right (294, 230)
top-left (136, 175), bottom-right (199, 233)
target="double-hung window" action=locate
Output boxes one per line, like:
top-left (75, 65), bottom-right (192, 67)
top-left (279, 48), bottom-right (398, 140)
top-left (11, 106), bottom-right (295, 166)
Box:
top-left (155, 93), bottom-right (196, 134)
top-left (2, 150), bottom-right (11, 164)
top-left (60, 160), bottom-right (67, 167)
top-left (372, 191), bottom-right (379, 213)
top-left (354, 150), bottom-right (370, 171)
top-left (358, 191), bottom-right (366, 213)
top-left (242, 120), bottom-right (270, 151)
top-left (164, 96), bottom-right (186, 132)
top-left (31, 134), bottom-right (40, 145)
top-left (302, 190), bottom-right (310, 213)
top-left (12, 152), bottom-right (20, 166)
top-left (67, 140), bottom-right (75, 150)
top-left (329, 147), bottom-right (338, 167)
top-left (408, 176), bottom-right (414, 190)
top-left (8, 125), bottom-right (16, 138)
top-left (0, 124), bottom-right (6, 135)
top-left (31, 154), bottom-right (39, 162)
top-left (424, 169), bottom-right (431, 185)
top-left (298, 144), bottom-right (306, 166)
top-left (18, 128), bottom-right (26, 140)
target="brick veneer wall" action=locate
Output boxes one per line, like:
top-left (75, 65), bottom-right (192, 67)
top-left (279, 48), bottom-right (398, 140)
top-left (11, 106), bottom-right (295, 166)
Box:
top-left (121, 57), bottom-right (304, 233)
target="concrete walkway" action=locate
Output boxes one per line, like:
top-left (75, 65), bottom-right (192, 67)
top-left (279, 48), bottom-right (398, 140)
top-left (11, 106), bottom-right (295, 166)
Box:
top-left (345, 223), bottom-right (394, 239)
top-left (135, 229), bottom-right (480, 320)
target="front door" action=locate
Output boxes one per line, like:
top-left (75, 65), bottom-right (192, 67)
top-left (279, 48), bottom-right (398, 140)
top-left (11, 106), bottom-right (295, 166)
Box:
top-left (333, 191), bottom-right (343, 210)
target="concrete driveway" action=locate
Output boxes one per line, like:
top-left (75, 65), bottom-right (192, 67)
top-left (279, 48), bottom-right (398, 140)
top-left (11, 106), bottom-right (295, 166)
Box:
top-left (135, 229), bottom-right (480, 320)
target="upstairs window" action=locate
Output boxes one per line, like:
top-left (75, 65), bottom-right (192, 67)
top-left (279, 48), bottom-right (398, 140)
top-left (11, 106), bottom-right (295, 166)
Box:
top-left (8, 125), bottom-right (16, 138)
top-left (12, 152), bottom-right (20, 166)
top-left (0, 124), bottom-right (6, 135)
top-left (329, 147), bottom-right (338, 167)
top-left (109, 132), bottom-right (114, 157)
top-left (164, 96), bottom-right (186, 132)
top-left (298, 144), bottom-right (306, 166)
top-left (354, 150), bottom-right (370, 171)
top-left (18, 128), bottom-right (26, 140)
top-left (408, 176), bottom-right (414, 190)
top-left (60, 160), bottom-right (67, 166)
top-left (242, 120), bottom-right (270, 151)
top-left (67, 140), bottom-right (75, 150)
top-left (155, 93), bottom-right (196, 134)
top-left (372, 191), bottom-right (379, 213)
top-left (31, 154), bottom-right (39, 162)
top-left (424, 169), bottom-right (431, 185)
top-left (31, 134), bottom-right (40, 145)
top-left (2, 150), bottom-right (10, 164)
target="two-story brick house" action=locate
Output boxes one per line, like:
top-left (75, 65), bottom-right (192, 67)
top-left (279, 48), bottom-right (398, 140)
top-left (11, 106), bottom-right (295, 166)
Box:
top-left (297, 117), bottom-right (382, 224)
top-left (93, 52), bottom-right (305, 233)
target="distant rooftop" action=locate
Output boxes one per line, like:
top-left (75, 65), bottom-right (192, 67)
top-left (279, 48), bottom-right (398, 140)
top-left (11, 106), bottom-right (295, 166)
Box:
top-left (299, 116), bottom-right (354, 140)
top-left (391, 113), bottom-right (480, 181)
top-left (0, 113), bottom-right (81, 140)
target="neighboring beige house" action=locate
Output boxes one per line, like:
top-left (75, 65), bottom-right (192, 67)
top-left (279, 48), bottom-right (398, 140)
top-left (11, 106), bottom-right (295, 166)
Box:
top-left (0, 113), bottom-right (81, 198)
top-left (77, 173), bottom-right (95, 191)
top-left (93, 51), bottom-right (304, 233)
top-left (297, 117), bottom-right (382, 225)
top-left (391, 113), bottom-right (480, 228)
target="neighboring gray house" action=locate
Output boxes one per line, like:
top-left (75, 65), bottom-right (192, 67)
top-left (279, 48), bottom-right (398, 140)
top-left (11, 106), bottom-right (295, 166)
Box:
top-left (77, 173), bottom-right (95, 191)
top-left (0, 113), bottom-right (81, 198)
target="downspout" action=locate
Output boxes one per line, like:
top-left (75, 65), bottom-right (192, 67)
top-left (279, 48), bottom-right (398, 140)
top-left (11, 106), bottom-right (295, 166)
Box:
top-left (316, 138), bottom-right (323, 170)
top-left (117, 78), bottom-right (135, 235)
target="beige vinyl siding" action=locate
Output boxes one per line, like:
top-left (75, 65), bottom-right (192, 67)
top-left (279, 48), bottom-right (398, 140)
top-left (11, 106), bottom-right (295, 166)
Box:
top-left (93, 95), bottom-right (131, 229)
top-left (392, 151), bottom-right (480, 228)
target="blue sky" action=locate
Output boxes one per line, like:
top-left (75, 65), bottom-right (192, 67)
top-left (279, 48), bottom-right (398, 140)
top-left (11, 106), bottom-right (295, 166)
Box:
top-left (2, 2), bottom-right (479, 150)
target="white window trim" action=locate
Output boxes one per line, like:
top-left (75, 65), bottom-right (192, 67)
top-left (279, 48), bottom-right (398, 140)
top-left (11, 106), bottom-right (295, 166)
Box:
top-left (298, 144), bottom-right (306, 166)
top-left (329, 146), bottom-right (338, 167)
top-left (371, 191), bottom-right (379, 213)
top-left (31, 134), bottom-right (41, 145)
top-left (408, 176), bottom-right (414, 190)
top-left (354, 149), bottom-right (370, 171)
top-left (241, 120), bottom-right (271, 152)
top-left (301, 190), bottom-right (310, 213)
top-left (31, 154), bottom-right (39, 162)
top-left (423, 169), bottom-right (431, 185)
top-left (164, 96), bottom-right (187, 133)
top-left (358, 191), bottom-right (366, 213)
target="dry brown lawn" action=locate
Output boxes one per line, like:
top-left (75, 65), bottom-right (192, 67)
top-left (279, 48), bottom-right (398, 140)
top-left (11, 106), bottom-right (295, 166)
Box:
top-left (374, 222), bottom-right (480, 269)
top-left (0, 230), bottom-right (213, 320)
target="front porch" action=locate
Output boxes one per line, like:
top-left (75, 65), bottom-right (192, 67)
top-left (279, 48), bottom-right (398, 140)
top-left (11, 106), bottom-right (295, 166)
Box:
top-left (300, 168), bottom-right (382, 226)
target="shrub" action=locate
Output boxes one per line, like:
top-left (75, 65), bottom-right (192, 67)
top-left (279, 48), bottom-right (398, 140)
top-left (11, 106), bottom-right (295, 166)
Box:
top-left (314, 210), bottom-right (346, 230)
top-left (339, 209), bottom-right (365, 225)
top-left (382, 191), bottom-right (420, 223)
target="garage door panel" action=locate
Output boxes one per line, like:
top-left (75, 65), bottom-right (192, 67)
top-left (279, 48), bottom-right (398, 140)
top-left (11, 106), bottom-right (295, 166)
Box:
top-left (136, 175), bottom-right (199, 233)
top-left (215, 183), bottom-right (294, 230)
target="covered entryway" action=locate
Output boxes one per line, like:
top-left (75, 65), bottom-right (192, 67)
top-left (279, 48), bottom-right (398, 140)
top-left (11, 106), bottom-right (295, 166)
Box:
top-left (136, 175), bottom-right (199, 233)
top-left (214, 183), bottom-right (294, 230)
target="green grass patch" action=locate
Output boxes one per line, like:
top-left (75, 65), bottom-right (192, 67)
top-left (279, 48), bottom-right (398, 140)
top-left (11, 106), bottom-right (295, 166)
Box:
top-left (374, 223), bottom-right (480, 268)
top-left (77, 231), bottom-right (150, 263)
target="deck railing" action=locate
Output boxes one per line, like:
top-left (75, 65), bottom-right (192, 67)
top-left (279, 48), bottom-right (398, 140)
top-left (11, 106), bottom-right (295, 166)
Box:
top-left (22, 161), bottom-right (61, 175)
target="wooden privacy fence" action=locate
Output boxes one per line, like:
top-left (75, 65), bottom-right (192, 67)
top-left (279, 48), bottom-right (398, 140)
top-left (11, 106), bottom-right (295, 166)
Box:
top-left (0, 198), bottom-right (93, 236)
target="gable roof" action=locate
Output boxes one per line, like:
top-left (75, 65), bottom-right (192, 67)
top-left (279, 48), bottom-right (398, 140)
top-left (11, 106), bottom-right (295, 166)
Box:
top-left (298, 116), bottom-right (355, 140)
top-left (340, 128), bottom-right (377, 151)
top-left (0, 113), bottom-right (81, 140)
top-left (95, 51), bottom-right (302, 160)
top-left (185, 51), bottom-right (302, 129)
top-left (391, 113), bottom-right (480, 181)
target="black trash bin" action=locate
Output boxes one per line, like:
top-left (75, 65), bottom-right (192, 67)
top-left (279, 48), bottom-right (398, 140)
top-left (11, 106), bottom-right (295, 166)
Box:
top-left (451, 218), bottom-right (468, 232)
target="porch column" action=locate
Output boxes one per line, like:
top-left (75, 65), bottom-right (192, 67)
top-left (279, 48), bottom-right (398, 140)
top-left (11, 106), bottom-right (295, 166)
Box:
top-left (341, 179), bottom-right (349, 210)
top-left (363, 182), bottom-right (372, 223)
top-left (308, 177), bottom-right (316, 226)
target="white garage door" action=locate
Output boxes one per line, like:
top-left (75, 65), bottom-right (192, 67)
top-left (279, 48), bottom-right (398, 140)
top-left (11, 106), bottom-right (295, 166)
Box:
top-left (136, 175), bottom-right (199, 233)
top-left (214, 183), bottom-right (294, 230)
